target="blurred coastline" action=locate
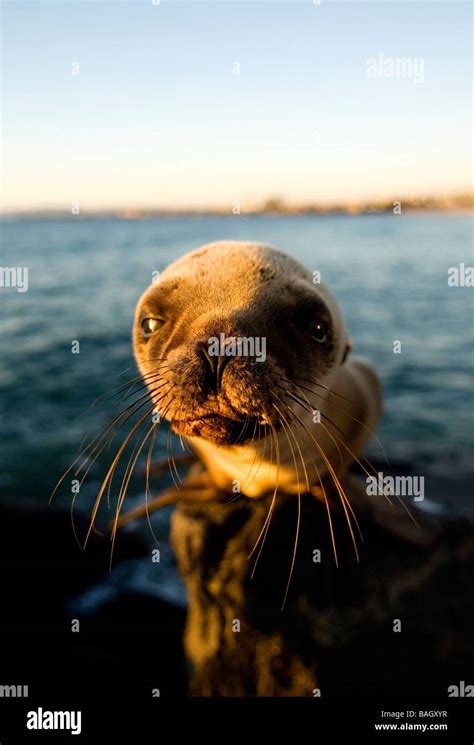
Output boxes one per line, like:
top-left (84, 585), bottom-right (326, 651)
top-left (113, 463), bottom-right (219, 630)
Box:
top-left (2, 190), bottom-right (473, 221)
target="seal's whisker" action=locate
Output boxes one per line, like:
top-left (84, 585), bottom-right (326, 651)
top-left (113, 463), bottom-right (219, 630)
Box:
top-left (283, 378), bottom-right (395, 513)
top-left (294, 406), bottom-right (364, 542)
top-left (279, 403), bottom-right (344, 571)
top-left (104, 387), bottom-right (174, 509)
top-left (82, 365), bottom-right (171, 416)
top-left (140, 452), bottom-right (196, 477)
top-left (170, 400), bottom-right (190, 467)
top-left (94, 389), bottom-right (174, 538)
top-left (318, 422), bottom-right (364, 543)
top-left (77, 386), bottom-right (173, 499)
top-left (103, 400), bottom-right (166, 518)
top-left (317, 418), bottom-right (346, 468)
top-left (239, 418), bottom-right (264, 488)
top-left (276, 402), bottom-right (340, 566)
top-left (108, 365), bottom-right (171, 402)
top-left (110, 420), bottom-right (159, 569)
top-left (283, 404), bottom-right (362, 561)
top-left (271, 401), bottom-right (305, 610)
top-left (242, 422), bottom-right (270, 490)
top-left (167, 418), bottom-right (183, 488)
top-left (70, 484), bottom-right (85, 551)
top-left (233, 420), bottom-right (257, 462)
top-left (118, 374), bottom-right (170, 409)
top-left (68, 392), bottom-right (165, 549)
top-left (276, 383), bottom-right (345, 466)
top-left (117, 355), bottom-right (170, 378)
top-left (272, 398), bottom-right (310, 493)
top-left (278, 375), bottom-right (387, 499)
top-left (83, 405), bottom-right (156, 550)
top-left (308, 433), bottom-right (361, 558)
top-left (292, 375), bottom-right (389, 466)
top-left (249, 419), bottom-right (281, 573)
top-left (320, 412), bottom-right (394, 506)
top-left (121, 369), bottom-right (172, 403)
top-left (318, 484), bottom-right (339, 568)
top-left (279, 379), bottom-right (416, 531)
top-left (79, 382), bottom-right (167, 465)
top-left (113, 405), bottom-right (165, 513)
top-left (234, 414), bottom-right (253, 447)
top-left (145, 425), bottom-right (161, 546)
top-left (267, 418), bottom-right (274, 472)
top-left (321, 414), bottom-right (419, 527)
top-left (51, 386), bottom-right (163, 504)
top-left (292, 374), bottom-right (356, 405)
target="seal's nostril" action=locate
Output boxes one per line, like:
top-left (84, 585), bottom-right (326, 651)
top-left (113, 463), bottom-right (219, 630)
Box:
top-left (202, 349), bottom-right (231, 392)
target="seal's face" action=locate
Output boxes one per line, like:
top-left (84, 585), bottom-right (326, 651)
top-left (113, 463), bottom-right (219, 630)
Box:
top-left (134, 241), bottom-right (350, 446)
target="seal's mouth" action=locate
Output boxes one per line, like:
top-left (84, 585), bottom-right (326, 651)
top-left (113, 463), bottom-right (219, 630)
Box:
top-left (172, 414), bottom-right (265, 445)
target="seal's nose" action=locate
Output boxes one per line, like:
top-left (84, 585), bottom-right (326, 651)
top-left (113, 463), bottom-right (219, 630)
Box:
top-left (201, 348), bottom-right (232, 392)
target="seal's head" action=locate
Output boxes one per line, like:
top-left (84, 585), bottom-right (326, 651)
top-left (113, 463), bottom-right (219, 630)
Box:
top-left (133, 241), bottom-right (350, 446)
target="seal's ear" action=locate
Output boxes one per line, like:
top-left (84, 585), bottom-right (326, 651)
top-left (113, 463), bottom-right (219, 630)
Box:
top-left (341, 340), bottom-right (352, 364)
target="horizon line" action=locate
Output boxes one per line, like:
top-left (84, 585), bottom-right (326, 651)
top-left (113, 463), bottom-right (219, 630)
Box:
top-left (1, 189), bottom-right (473, 219)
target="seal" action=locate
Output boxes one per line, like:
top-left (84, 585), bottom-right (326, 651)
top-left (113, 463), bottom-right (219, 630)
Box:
top-left (133, 240), bottom-right (382, 501)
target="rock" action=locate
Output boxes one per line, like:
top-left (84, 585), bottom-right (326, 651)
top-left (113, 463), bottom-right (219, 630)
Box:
top-left (171, 482), bottom-right (474, 696)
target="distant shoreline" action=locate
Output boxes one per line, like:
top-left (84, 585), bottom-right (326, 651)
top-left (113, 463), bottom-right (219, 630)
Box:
top-left (1, 209), bottom-right (472, 222)
top-left (1, 192), bottom-right (472, 221)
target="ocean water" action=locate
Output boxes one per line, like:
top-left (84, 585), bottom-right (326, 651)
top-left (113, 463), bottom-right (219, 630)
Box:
top-left (0, 214), bottom-right (473, 513)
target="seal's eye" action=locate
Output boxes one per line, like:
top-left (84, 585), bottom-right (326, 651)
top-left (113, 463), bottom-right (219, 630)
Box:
top-left (312, 320), bottom-right (327, 343)
top-left (141, 317), bottom-right (163, 337)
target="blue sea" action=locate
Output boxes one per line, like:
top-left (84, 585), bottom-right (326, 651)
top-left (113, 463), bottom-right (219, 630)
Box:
top-left (1, 214), bottom-right (473, 514)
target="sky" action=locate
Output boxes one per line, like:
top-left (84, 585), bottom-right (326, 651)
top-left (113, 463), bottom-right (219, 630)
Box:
top-left (1, 0), bottom-right (472, 211)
